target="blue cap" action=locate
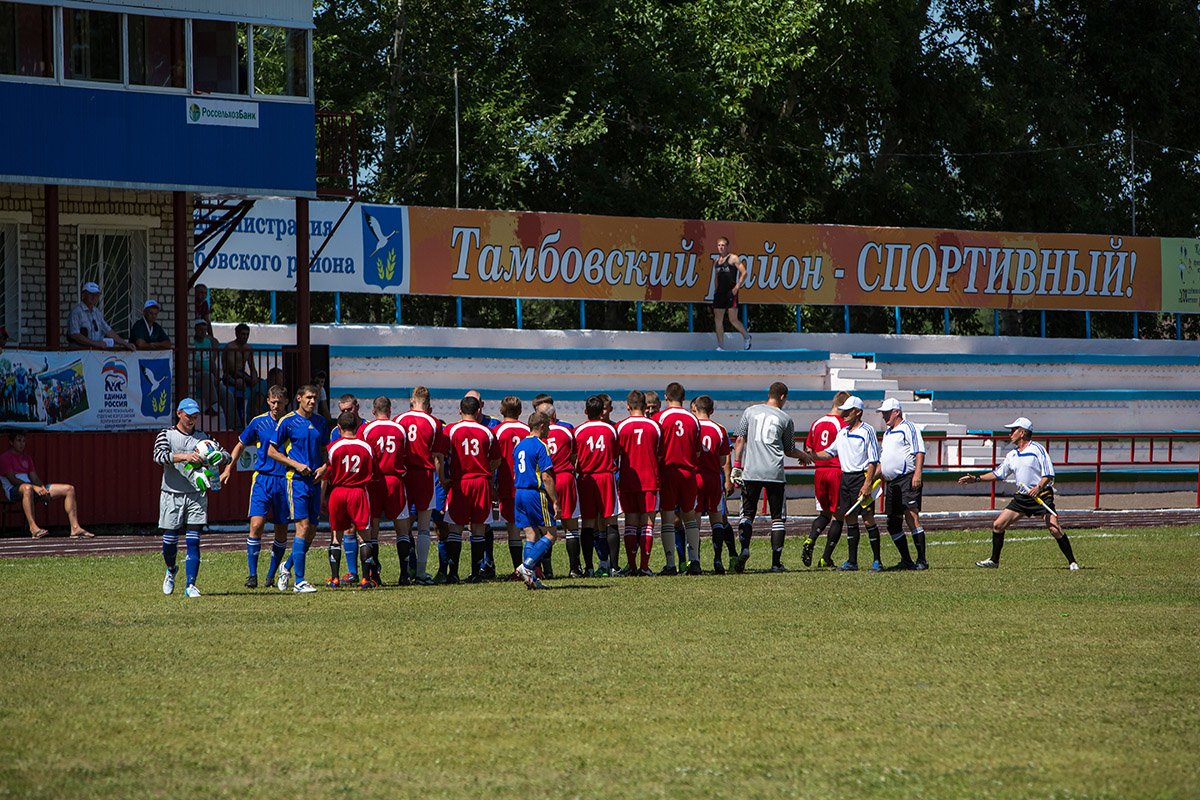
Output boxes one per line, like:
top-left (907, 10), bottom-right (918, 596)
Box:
top-left (177, 398), bottom-right (201, 415)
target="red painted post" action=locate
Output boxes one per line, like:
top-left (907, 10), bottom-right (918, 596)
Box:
top-left (45, 185), bottom-right (60, 348)
top-left (173, 191), bottom-right (189, 404)
top-left (1094, 438), bottom-right (1103, 510)
top-left (296, 197), bottom-right (311, 387)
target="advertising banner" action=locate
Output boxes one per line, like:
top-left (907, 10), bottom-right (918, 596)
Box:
top-left (198, 201), bottom-right (1200, 313)
top-left (0, 349), bottom-right (173, 431)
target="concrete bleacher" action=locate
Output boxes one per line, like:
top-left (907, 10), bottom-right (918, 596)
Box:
top-left (219, 324), bottom-right (1200, 443)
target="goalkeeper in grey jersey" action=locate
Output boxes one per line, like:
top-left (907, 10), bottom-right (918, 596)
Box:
top-left (731, 382), bottom-right (811, 572)
top-left (152, 397), bottom-right (229, 598)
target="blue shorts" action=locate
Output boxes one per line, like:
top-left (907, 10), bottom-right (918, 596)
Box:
top-left (287, 476), bottom-right (321, 523)
top-left (248, 473), bottom-right (289, 524)
top-left (7, 484), bottom-right (51, 503)
top-left (430, 478), bottom-right (450, 523)
top-left (514, 487), bottom-right (552, 530)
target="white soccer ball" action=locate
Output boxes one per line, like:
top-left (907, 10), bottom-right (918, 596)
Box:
top-left (195, 439), bottom-right (224, 467)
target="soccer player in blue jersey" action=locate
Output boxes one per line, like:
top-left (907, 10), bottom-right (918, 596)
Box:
top-left (267, 384), bottom-right (328, 593)
top-left (221, 384), bottom-right (291, 588)
top-left (512, 412), bottom-right (561, 590)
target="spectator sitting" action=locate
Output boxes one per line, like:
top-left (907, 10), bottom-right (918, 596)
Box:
top-left (131, 299), bottom-right (172, 351)
top-left (0, 324), bottom-right (9, 348)
top-left (0, 431), bottom-right (93, 538)
top-left (194, 283), bottom-right (211, 326)
top-left (67, 282), bottom-right (135, 351)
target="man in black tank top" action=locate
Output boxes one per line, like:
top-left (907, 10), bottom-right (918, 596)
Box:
top-left (710, 236), bottom-right (751, 350)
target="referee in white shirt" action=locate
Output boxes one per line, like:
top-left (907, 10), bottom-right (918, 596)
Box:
top-left (878, 398), bottom-right (927, 570)
top-left (809, 396), bottom-right (884, 571)
top-left (958, 417), bottom-right (1079, 570)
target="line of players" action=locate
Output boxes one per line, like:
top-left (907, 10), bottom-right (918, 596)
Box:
top-left (224, 379), bottom-right (947, 593)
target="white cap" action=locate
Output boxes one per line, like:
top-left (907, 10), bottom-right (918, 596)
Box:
top-left (143, 299), bottom-right (159, 309)
top-left (878, 398), bottom-right (903, 413)
top-left (1004, 417), bottom-right (1034, 432)
top-left (838, 396), bottom-right (864, 411)
top-left (82, 281), bottom-right (101, 294)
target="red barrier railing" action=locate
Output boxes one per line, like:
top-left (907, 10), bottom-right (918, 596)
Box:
top-left (783, 431), bottom-right (1200, 510)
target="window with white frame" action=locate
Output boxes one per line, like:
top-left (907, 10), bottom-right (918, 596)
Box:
top-left (128, 14), bottom-right (185, 88)
top-left (0, 2), bottom-right (54, 78)
top-left (0, 223), bottom-right (19, 343)
top-left (63, 7), bottom-right (122, 83)
top-left (252, 25), bottom-right (307, 97)
top-left (77, 229), bottom-right (147, 340)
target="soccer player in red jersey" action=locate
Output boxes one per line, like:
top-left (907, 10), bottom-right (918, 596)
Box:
top-left (597, 393), bottom-right (622, 564)
top-left (362, 396), bottom-right (410, 584)
top-left (324, 411), bottom-right (379, 589)
top-left (544, 404), bottom-right (585, 577)
top-left (616, 390), bottom-right (662, 576)
top-left (437, 395), bottom-right (501, 583)
top-left (395, 386), bottom-right (441, 584)
top-left (657, 382), bottom-right (703, 575)
top-left (576, 395), bottom-right (619, 576)
top-left (493, 395), bottom-right (530, 573)
top-left (693, 395), bottom-right (735, 573)
top-left (802, 391), bottom-right (849, 568)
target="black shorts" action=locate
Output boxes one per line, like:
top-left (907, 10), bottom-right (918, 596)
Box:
top-left (836, 471), bottom-right (874, 517)
top-left (712, 290), bottom-right (738, 311)
top-left (740, 480), bottom-right (785, 521)
top-left (1005, 489), bottom-right (1056, 517)
top-left (883, 473), bottom-right (922, 515)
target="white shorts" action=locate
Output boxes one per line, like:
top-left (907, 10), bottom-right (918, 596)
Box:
top-left (159, 492), bottom-right (208, 530)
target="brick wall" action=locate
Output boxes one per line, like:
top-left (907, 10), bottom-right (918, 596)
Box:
top-left (0, 184), bottom-right (192, 347)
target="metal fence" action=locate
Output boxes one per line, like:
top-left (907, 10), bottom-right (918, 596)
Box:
top-left (188, 345), bottom-right (286, 431)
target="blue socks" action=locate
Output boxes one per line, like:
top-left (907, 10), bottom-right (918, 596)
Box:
top-left (267, 539), bottom-right (287, 578)
top-left (246, 537), bottom-right (261, 578)
top-left (523, 535), bottom-right (554, 569)
top-left (343, 536), bottom-right (359, 579)
top-left (291, 537), bottom-right (312, 583)
top-left (161, 531), bottom-right (179, 571)
top-left (185, 530), bottom-right (201, 587)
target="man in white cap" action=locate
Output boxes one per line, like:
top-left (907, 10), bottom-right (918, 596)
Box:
top-left (878, 398), bottom-right (927, 570)
top-left (131, 299), bottom-right (172, 350)
top-left (67, 282), bottom-right (135, 350)
top-left (958, 417), bottom-right (1079, 570)
top-left (808, 395), bottom-right (884, 571)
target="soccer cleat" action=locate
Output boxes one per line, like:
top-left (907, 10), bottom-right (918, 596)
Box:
top-left (162, 567), bottom-right (177, 595)
top-left (816, 557), bottom-right (837, 569)
top-left (184, 584), bottom-right (201, 598)
top-left (885, 561), bottom-right (916, 571)
top-left (341, 572), bottom-right (358, 585)
top-left (743, 335), bottom-right (752, 350)
top-left (1069, 562), bottom-right (1080, 571)
top-left (465, 573), bottom-right (485, 584)
top-left (593, 567), bottom-right (610, 578)
top-left (615, 566), bottom-right (633, 578)
top-left (413, 572), bottom-right (434, 586)
top-left (686, 561), bottom-right (702, 576)
top-left (837, 561), bottom-right (859, 572)
top-left (713, 560), bottom-right (726, 575)
top-left (975, 559), bottom-right (999, 569)
top-left (734, 549), bottom-right (750, 574)
top-left (801, 538), bottom-right (815, 567)
top-left (637, 568), bottom-right (655, 577)
top-left (583, 568), bottom-right (595, 578)
top-left (293, 580), bottom-right (318, 593)
top-left (914, 560), bottom-right (929, 571)
top-left (869, 560), bottom-right (884, 573)
top-left (567, 568), bottom-right (585, 579)
top-left (515, 563), bottom-right (537, 589)
top-left (276, 566), bottom-right (290, 592)
top-left (659, 565), bottom-right (679, 577)
top-left (325, 577), bottom-right (341, 589)
top-left (359, 578), bottom-right (377, 590)
top-left (432, 572), bottom-right (448, 585)
top-left (244, 575), bottom-right (258, 589)
top-left (444, 573), bottom-right (460, 585)
top-left (770, 563), bottom-right (788, 573)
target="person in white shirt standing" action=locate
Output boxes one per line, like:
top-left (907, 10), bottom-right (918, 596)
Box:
top-left (958, 417), bottom-right (1078, 570)
top-left (808, 396), bottom-right (883, 571)
top-left (877, 398), bottom-right (927, 570)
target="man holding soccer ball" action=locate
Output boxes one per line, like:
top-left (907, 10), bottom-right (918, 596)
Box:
top-left (152, 398), bottom-right (230, 598)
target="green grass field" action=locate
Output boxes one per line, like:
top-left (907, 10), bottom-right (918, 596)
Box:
top-left (2, 526), bottom-right (1198, 800)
